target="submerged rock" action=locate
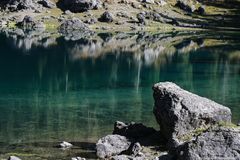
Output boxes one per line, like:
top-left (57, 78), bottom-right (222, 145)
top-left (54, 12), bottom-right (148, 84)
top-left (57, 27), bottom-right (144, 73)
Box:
top-left (96, 135), bottom-right (131, 159)
top-left (59, 141), bottom-right (73, 149)
top-left (153, 82), bottom-right (231, 147)
top-left (176, 126), bottom-right (240, 160)
top-left (8, 156), bottom-right (21, 160)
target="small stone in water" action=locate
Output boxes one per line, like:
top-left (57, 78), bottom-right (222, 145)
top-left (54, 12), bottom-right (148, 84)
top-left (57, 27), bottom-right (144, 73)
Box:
top-left (71, 157), bottom-right (86, 160)
top-left (59, 141), bottom-right (73, 148)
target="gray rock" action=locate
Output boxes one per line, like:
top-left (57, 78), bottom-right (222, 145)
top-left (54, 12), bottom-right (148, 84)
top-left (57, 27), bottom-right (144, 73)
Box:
top-left (176, 126), bottom-right (240, 160)
top-left (59, 18), bottom-right (89, 32)
top-left (2, 0), bottom-right (46, 12)
top-left (8, 156), bottom-right (21, 160)
top-left (64, 10), bottom-right (73, 15)
top-left (131, 142), bottom-right (142, 156)
top-left (8, 0), bottom-right (34, 11)
top-left (142, 0), bottom-right (155, 4)
top-left (0, 20), bottom-right (7, 27)
top-left (38, 0), bottom-right (56, 8)
top-left (137, 12), bottom-right (146, 24)
top-left (17, 15), bottom-right (45, 30)
top-left (153, 82), bottom-right (232, 146)
top-left (175, 0), bottom-right (195, 13)
top-left (99, 11), bottom-right (114, 23)
top-left (84, 18), bottom-right (97, 24)
top-left (61, 0), bottom-right (102, 12)
top-left (96, 135), bottom-right (131, 159)
top-left (111, 155), bottom-right (131, 160)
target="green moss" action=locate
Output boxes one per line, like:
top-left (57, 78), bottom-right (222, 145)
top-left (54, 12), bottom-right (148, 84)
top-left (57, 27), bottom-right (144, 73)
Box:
top-left (6, 152), bottom-right (37, 157)
top-left (7, 22), bottom-right (17, 28)
top-left (218, 121), bottom-right (238, 128)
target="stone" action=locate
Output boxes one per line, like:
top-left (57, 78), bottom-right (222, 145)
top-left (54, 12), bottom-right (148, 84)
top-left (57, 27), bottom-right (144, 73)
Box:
top-left (59, 18), bottom-right (89, 32)
top-left (96, 135), bottom-right (131, 159)
top-left (131, 142), bottom-right (142, 156)
top-left (17, 15), bottom-right (45, 30)
top-left (84, 18), bottom-right (97, 24)
top-left (158, 0), bottom-right (167, 6)
top-left (137, 12), bottom-right (146, 24)
top-left (0, 20), bottom-right (7, 27)
top-left (195, 6), bottom-right (205, 15)
top-left (175, 0), bottom-right (195, 13)
top-left (99, 11), bottom-right (114, 22)
top-left (8, 156), bottom-right (21, 160)
top-left (38, 0), bottom-right (56, 9)
top-left (111, 155), bottom-right (132, 160)
top-left (153, 82), bottom-right (232, 147)
top-left (61, 0), bottom-right (102, 12)
top-left (142, 0), bottom-right (155, 4)
top-left (59, 141), bottom-right (73, 149)
top-left (64, 10), bottom-right (73, 15)
top-left (176, 126), bottom-right (240, 160)
top-left (1, 0), bottom-right (46, 12)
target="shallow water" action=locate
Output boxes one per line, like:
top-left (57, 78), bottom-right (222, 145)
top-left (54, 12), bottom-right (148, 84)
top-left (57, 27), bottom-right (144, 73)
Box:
top-left (0, 30), bottom-right (240, 159)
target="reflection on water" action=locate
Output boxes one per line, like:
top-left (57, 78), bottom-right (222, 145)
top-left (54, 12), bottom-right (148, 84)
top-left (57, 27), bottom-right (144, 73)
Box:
top-left (0, 29), bottom-right (240, 159)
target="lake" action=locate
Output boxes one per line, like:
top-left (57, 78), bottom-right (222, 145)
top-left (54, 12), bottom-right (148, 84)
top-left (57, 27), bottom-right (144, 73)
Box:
top-left (0, 30), bottom-right (239, 159)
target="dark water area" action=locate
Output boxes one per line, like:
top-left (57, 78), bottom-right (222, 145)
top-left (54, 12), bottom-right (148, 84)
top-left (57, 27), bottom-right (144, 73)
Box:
top-left (0, 30), bottom-right (239, 159)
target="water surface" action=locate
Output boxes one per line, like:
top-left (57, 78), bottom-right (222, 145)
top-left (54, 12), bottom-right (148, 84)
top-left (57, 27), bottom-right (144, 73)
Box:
top-left (0, 30), bottom-right (240, 159)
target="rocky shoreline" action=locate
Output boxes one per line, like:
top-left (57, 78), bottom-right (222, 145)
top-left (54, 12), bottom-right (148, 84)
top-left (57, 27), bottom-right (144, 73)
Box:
top-left (0, 0), bottom-right (240, 33)
top-left (4, 82), bottom-right (240, 160)
top-left (93, 82), bottom-right (240, 160)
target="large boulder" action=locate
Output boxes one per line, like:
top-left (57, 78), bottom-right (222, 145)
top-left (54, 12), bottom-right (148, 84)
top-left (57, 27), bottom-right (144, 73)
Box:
top-left (59, 18), bottom-right (94, 40)
top-left (176, 126), bottom-right (240, 160)
top-left (96, 135), bottom-right (131, 159)
top-left (17, 15), bottom-right (45, 31)
top-left (59, 18), bottom-right (89, 32)
top-left (153, 82), bottom-right (231, 147)
top-left (60, 0), bottom-right (101, 12)
top-left (1, 0), bottom-right (54, 11)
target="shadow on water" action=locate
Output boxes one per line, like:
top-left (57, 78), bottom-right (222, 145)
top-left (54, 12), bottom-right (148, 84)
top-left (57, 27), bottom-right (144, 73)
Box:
top-left (0, 29), bottom-right (240, 159)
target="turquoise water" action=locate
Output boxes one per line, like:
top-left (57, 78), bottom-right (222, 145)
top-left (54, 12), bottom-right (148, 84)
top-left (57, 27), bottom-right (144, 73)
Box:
top-left (0, 31), bottom-right (240, 159)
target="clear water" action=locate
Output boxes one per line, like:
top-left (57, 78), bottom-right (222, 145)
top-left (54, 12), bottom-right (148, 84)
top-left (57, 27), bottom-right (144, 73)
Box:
top-left (0, 31), bottom-right (239, 159)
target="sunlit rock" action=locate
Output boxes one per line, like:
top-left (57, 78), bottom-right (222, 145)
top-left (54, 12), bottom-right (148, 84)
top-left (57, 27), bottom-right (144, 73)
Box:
top-left (96, 135), bottom-right (131, 159)
top-left (153, 82), bottom-right (232, 147)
